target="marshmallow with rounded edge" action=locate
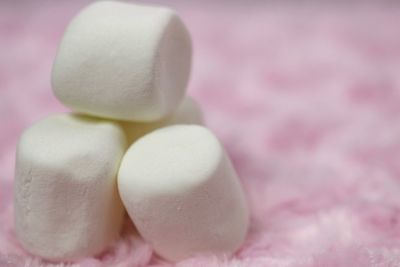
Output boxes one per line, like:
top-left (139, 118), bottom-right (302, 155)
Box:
top-left (52, 1), bottom-right (192, 122)
top-left (121, 96), bottom-right (203, 143)
top-left (118, 125), bottom-right (249, 261)
top-left (14, 114), bottom-right (126, 261)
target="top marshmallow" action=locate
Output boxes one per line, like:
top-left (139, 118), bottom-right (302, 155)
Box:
top-left (52, 1), bottom-right (192, 122)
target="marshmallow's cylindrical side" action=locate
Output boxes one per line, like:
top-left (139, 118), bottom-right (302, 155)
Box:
top-left (51, 1), bottom-right (192, 122)
top-left (121, 96), bottom-right (203, 143)
top-left (118, 125), bottom-right (249, 261)
top-left (14, 114), bottom-right (126, 261)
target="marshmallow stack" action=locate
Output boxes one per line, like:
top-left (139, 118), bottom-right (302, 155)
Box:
top-left (14, 0), bottom-right (248, 262)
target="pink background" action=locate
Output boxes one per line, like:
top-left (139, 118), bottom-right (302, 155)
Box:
top-left (2, 1), bottom-right (400, 266)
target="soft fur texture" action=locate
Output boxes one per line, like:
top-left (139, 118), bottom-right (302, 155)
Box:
top-left (2, 1), bottom-right (400, 266)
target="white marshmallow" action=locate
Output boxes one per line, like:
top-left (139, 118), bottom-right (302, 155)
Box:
top-left (52, 1), bottom-right (192, 122)
top-left (118, 125), bottom-right (249, 261)
top-left (121, 96), bottom-right (203, 143)
top-left (14, 114), bottom-right (126, 261)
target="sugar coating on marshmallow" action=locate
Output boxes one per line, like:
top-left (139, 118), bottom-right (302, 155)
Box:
top-left (121, 96), bottom-right (203, 143)
top-left (118, 125), bottom-right (249, 261)
top-left (14, 114), bottom-right (126, 261)
top-left (52, 1), bottom-right (192, 121)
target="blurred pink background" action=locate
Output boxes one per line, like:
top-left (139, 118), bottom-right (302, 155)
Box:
top-left (2, 1), bottom-right (400, 266)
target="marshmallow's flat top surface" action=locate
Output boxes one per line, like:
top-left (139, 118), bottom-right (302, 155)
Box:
top-left (119, 125), bottom-right (221, 195)
top-left (19, 114), bottom-right (126, 173)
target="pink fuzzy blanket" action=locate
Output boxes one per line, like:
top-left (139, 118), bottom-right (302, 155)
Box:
top-left (2, 1), bottom-right (400, 266)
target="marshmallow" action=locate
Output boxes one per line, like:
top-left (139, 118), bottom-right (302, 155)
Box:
top-left (121, 96), bottom-right (203, 143)
top-left (52, 1), bottom-right (192, 122)
top-left (14, 114), bottom-right (126, 261)
top-left (118, 125), bottom-right (249, 261)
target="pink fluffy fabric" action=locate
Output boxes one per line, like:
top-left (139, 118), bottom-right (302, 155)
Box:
top-left (2, 1), bottom-right (400, 266)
